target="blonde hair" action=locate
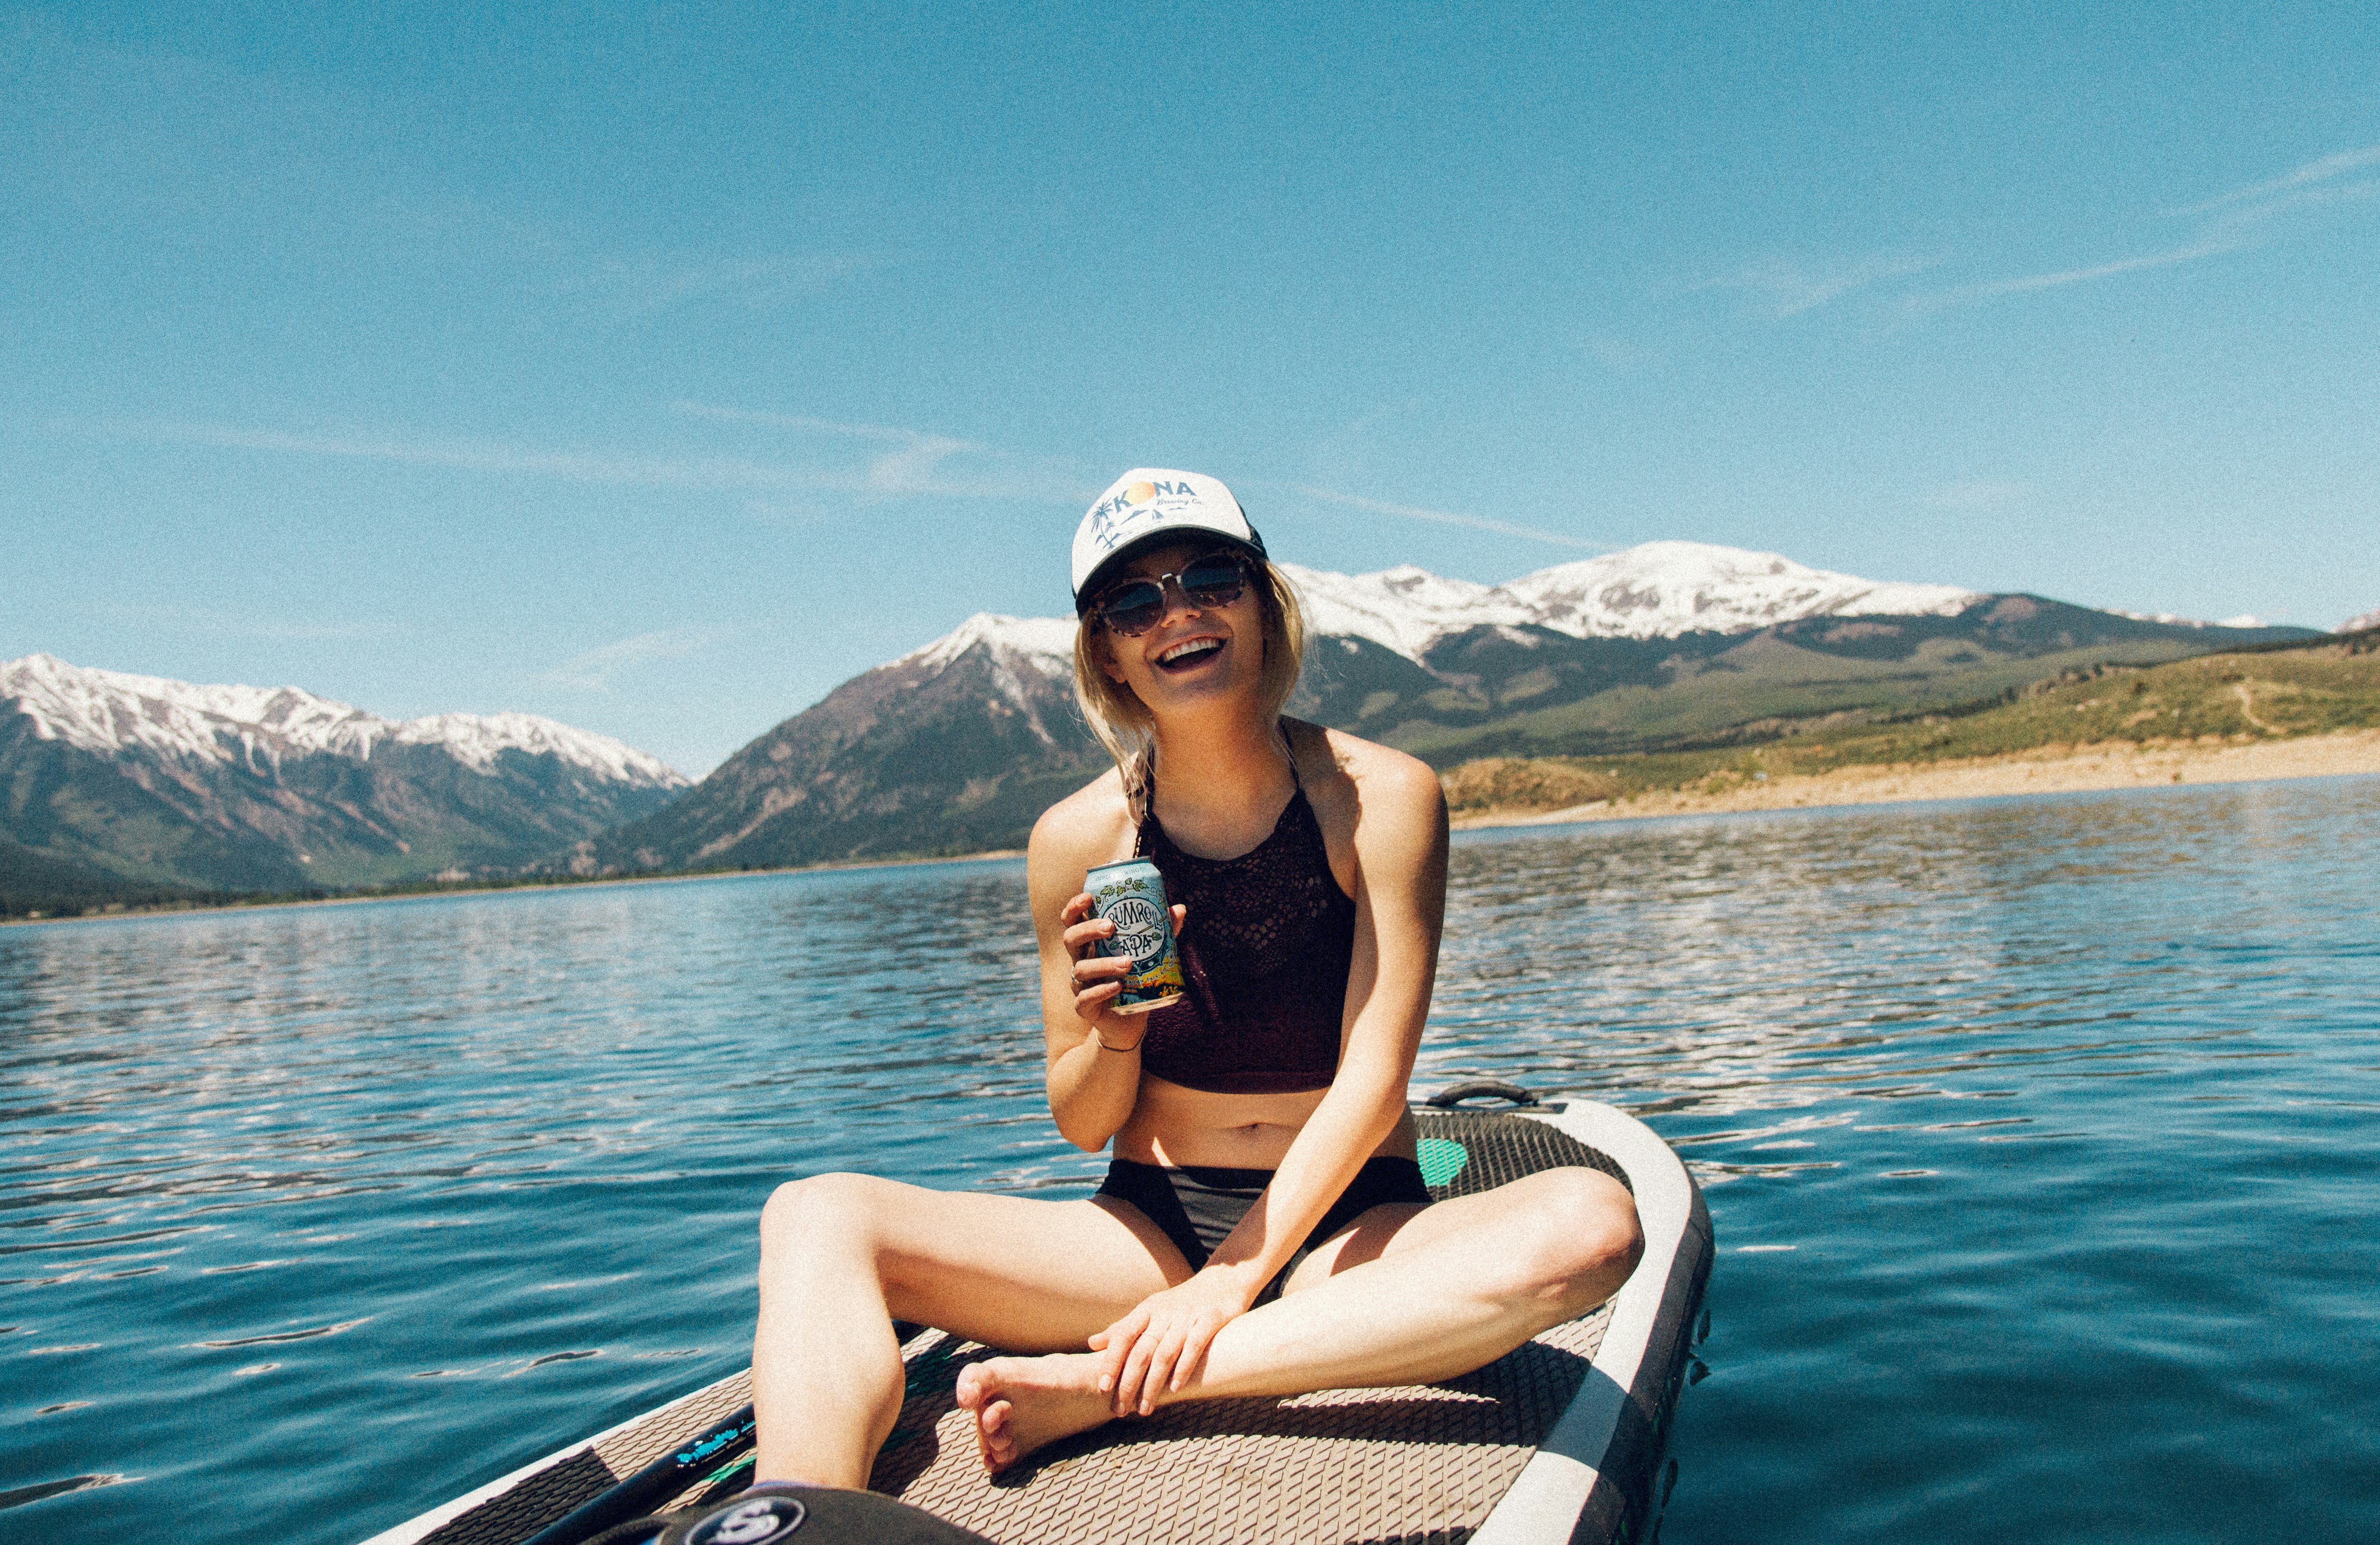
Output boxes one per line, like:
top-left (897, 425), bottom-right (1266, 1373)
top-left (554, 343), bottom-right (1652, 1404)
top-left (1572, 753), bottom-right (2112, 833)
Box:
top-left (1071, 556), bottom-right (1307, 790)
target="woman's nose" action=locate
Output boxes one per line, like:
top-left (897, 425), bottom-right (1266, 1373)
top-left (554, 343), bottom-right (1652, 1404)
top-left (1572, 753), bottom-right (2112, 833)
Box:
top-left (1153, 574), bottom-right (1205, 625)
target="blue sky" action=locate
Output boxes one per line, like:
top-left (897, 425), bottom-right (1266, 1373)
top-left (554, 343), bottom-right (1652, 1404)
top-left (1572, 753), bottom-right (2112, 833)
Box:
top-left (6, 3), bottom-right (2375, 774)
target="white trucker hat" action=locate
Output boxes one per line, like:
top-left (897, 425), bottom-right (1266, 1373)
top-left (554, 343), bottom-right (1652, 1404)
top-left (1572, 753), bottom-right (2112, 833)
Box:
top-left (1071, 468), bottom-right (1267, 613)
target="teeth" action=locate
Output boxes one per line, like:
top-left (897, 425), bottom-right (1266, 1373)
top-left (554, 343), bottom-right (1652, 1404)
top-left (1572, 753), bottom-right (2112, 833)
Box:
top-left (1159, 638), bottom-right (1221, 664)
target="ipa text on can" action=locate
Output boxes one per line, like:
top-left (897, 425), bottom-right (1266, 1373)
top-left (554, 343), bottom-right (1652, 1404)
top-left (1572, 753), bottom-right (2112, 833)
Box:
top-left (1085, 858), bottom-right (1184, 1016)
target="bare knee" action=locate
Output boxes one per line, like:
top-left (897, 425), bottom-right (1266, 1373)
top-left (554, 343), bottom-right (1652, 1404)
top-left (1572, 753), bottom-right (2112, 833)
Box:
top-left (1518, 1169), bottom-right (1644, 1316)
top-left (760, 1172), bottom-right (888, 1267)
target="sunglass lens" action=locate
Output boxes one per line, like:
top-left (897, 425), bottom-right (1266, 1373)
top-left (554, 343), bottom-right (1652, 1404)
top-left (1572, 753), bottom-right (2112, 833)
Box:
top-left (1101, 581), bottom-right (1166, 635)
top-left (1181, 556), bottom-right (1246, 607)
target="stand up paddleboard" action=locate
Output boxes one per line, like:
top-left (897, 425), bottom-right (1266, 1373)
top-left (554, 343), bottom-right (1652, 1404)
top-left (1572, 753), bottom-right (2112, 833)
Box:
top-left (365, 1087), bottom-right (1711, 1545)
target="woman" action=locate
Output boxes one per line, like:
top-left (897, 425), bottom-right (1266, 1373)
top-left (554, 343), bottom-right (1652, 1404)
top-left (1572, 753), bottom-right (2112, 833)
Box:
top-left (752, 469), bottom-right (1641, 1487)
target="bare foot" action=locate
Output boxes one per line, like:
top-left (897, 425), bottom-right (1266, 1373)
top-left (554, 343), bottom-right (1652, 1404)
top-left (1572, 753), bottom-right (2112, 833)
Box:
top-left (952, 1352), bottom-right (1118, 1474)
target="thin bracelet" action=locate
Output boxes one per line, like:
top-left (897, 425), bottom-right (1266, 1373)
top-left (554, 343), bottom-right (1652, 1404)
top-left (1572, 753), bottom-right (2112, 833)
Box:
top-left (1095, 1029), bottom-right (1145, 1053)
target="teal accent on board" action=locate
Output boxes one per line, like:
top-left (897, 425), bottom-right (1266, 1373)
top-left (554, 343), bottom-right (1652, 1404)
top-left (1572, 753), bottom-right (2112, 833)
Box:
top-left (1418, 1138), bottom-right (1469, 1188)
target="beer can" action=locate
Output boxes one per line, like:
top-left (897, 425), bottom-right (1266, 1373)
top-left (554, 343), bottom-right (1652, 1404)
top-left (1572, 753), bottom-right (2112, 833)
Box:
top-left (1085, 858), bottom-right (1185, 1015)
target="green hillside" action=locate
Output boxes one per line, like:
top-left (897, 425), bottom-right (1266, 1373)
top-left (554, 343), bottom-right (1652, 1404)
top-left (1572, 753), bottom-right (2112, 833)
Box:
top-left (0, 831), bottom-right (227, 921)
top-left (1378, 598), bottom-right (2314, 767)
top-left (1443, 632), bottom-right (2380, 814)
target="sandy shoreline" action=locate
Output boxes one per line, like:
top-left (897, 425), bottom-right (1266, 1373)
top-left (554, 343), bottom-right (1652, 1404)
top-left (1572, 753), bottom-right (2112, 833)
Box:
top-left (1452, 729), bottom-right (2380, 830)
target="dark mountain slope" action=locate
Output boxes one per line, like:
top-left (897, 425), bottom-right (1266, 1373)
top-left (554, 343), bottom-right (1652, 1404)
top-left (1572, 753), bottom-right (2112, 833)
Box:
top-left (1, 655), bottom-right (689, 892)
top-left (0, 830), bottom-right (210, 919)
top-left (1370, 599), bottom-right (2317, 762)
top-left (570, 599), bottom-right (2318, 877)
top-left (574, 621), bottom-right (1107, 872)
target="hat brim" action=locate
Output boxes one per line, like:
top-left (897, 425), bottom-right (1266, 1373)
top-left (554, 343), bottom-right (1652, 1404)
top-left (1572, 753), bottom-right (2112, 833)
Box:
top-left (1073, 529), bottom-right (1269, 615)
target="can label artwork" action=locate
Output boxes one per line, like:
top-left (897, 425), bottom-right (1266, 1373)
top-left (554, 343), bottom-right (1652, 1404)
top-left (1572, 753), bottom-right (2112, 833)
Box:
top-left (1086, 858), bottom-right (1185, 1016)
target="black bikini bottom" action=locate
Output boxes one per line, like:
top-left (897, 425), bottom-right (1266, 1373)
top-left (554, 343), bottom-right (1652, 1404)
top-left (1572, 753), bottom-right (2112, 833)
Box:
top-left (1096, 1156), bottom-right (1432, 1304)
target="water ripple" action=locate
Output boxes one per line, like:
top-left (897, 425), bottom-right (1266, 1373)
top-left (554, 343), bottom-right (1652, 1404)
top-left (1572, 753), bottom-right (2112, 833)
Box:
top-left (4, 783), bottom-right (2379, 1542)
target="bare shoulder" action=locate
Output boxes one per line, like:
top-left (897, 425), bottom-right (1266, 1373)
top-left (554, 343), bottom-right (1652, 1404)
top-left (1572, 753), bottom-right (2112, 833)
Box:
top-left (1291, 721), bottom-right (1446, 854)
top-left (1026, 766), bottom-right (1136, 909)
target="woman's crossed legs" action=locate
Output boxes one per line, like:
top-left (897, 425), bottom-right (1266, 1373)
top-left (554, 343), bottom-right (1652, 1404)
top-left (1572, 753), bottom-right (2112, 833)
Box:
top-left (752, 1166), bottom-right (1641, 1486)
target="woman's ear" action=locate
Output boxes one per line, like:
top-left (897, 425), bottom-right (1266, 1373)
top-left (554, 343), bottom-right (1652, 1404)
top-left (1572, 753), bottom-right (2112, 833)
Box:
top-left (1095, 631), bottom-right (1129, 686)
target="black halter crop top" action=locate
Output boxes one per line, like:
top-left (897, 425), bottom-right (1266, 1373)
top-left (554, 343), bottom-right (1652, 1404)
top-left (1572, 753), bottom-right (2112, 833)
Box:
top-left (1130, 736), bottom-right (1357, 1094)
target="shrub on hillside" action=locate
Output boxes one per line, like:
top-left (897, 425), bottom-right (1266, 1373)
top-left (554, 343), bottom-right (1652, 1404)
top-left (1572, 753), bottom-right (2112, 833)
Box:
top-left (1441, 757), bottom-right (1625, 813)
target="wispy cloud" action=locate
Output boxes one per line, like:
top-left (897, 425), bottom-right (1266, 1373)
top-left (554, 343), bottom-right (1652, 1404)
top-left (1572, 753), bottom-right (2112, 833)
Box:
top-left (1913, 234), bottom-right (2244, 309)
top-left (1695, 253), bottom-right (1940, 319)
top-left (672, 400), bottom-right (1094, 501)
top-left (2174, 145), bottom-right (2380, 214)
top-left (1272, 483), bottom-right (1610, 550)
top-left (862, 435), bottom-right (978, 494)
top-left (1925, 480), bottom-right (2036, 510)
top-left (97, 413), bottom-right (1091, 504)
top-left (1912, 145), bottom-right (2380, 311)
top-left (541, 627), bottom-right (729, 691)
top-left (106, 420), bottom-right (827, 491)
top-left (671, 402), bottom-right (936, 443)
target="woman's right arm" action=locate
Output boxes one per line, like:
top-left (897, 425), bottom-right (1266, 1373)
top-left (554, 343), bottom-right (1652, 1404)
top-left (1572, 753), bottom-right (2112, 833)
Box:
top-left (1027, 797), bottom-right (1149, 1152)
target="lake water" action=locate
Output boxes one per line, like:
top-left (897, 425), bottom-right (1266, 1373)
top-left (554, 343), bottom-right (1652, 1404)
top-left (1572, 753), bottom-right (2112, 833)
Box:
top-left (6, 776), bottom-right (2378, 1544)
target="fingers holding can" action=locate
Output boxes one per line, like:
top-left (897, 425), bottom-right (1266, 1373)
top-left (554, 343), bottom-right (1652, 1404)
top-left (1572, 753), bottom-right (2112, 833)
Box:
top-left (1071, 951), bottom-right (1133, 1020)
top-left (1084, 860), bottom-right (1184, 1017)
top-left (1060, 891), bottom-right (1133, 1024)
top-left (1062, 892), bottom-right (1116, 956)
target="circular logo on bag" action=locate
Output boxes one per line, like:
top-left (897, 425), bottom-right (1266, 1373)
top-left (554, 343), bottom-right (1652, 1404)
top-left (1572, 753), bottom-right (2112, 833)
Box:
top-left (687, 1495), bottom-right (806, 1545)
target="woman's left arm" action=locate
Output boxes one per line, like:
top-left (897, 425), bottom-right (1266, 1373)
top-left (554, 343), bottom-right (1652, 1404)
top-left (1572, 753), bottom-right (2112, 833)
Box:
top-left (1093, 747), bottom-right (1449, 1413)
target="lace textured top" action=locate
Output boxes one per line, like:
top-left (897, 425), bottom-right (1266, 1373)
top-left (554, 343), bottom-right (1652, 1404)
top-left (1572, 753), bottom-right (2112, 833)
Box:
top-left (1131, 736), bottom-right (1356, 1094)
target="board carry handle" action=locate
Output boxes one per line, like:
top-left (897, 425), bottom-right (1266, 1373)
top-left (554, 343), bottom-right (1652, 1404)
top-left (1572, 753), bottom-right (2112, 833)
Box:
top-left (1425, 1079), bottom-right (1541, 1108)
top-left (520, 1406), bottom-right (756, 1545)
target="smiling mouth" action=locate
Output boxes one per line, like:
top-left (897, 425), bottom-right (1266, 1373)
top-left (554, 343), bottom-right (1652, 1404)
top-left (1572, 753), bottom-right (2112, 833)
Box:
top-left (1154, 636), bottom-right (1226, 672)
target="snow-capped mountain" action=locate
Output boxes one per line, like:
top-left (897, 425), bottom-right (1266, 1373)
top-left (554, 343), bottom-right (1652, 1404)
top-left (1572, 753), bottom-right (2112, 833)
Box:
top-left (895, 613), bottom-right (1077, 675)
top-left (2110, 609), bottom-right (2269, 630)
top-left (890, 614), bottom-right (1078, 747)
top-left (1280, 564), bottom-right (1525, 660)
top-left (933, 543), bottom-right (1980, 668)
top-left (1475, 541), bottom-right (1977, 644)
top-left (576, 541), bottom-right (2321, 878)
top-left (575, 613), bottom-right (1103, 875)
top-left (2341, 606), bottom-right (2380, 634)
top-left (879, 544), bottom-right (1983, 677)
top-left (1287, 542), bottom-right (1978, 660)
top-left (0, 653), bottom-right (683, 788)
top-left (2, 654), bottom-right (687, 895)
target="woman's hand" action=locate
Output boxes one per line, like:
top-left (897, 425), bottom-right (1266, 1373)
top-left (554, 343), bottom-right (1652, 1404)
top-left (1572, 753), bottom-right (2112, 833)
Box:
top-left (1058, 892), bottom-right (1186, 1032)
top-left (1058, 892), bottom-right (1130, 1024)
top-left (1088, 1267), bottom-right (1256, 1416)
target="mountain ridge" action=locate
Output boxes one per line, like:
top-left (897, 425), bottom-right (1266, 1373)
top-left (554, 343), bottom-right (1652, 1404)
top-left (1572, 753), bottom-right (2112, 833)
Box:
top-left (1282, 540), bottom-right (1981, 660)
top-left (8, 542), bottom-right (2328, 902)
top-left (576, 542), bottom-right (2320, 875)
top-left (2, 654), bottom-right (689, 898)
top-left (1, 653), bottom-right (685, 786)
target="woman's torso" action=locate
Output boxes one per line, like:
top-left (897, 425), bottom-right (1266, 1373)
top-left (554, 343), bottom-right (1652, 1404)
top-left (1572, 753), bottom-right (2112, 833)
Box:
top-left (1108, 722), bottom-right (1417, 1170)
top-left (1115, 1080), bottom-right (1418, 1169)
